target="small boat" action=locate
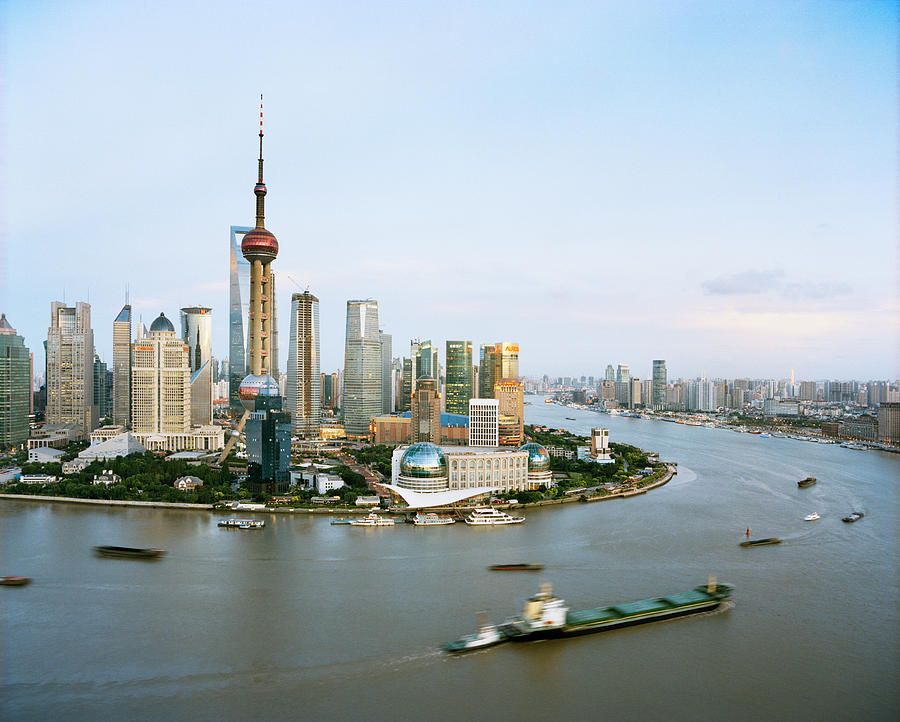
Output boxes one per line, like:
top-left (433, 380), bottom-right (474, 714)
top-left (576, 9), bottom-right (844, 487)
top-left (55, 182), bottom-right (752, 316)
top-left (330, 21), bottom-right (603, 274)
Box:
top-left (464, 507), bottom-right (525, 526)
top-left (841, 512), bottom-right (864, 523)
top-left (0, 576), bottom-right (32, 586)
top-left (218, 519), bottom-right (265, 529)
top-left (443, 613), bottom-right (507, 653)
top-left (797, 477), bottom-right (817, 488)
top-left (565, 417), bottom-right (576, 421)
top-left (94, 546), bottom-right (165, 559)
top-left (349, 512), bottom-right (395, 527)
top-left (413, 513), bottom-right (455, 526)
top-left (740, 538), bottom-right (782, 547)
top-left (489, 563), bottom-right (544, 571)
top-left (804, 512), bottom-right (820, 521)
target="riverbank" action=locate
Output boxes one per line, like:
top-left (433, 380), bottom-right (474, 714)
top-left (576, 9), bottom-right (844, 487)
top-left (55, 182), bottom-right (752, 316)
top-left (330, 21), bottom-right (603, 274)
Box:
top-left (0, 464), bottom-right (675, 514)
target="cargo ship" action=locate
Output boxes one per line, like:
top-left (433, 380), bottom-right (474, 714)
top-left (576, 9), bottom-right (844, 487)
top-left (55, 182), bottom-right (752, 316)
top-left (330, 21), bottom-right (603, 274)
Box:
top-left (94, 546), bottom-right (165, 559)
top-left (740, 537), bottom-right (781, 547)
top-left (499, 580), bottom-right (732, 641)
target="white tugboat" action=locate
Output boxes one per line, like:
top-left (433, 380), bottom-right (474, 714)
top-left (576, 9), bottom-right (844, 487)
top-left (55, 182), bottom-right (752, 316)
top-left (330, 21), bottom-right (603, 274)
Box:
top-left (464, 507), bottom-right (525, 526)
top-left (443, 613), bottom-right (507, 653)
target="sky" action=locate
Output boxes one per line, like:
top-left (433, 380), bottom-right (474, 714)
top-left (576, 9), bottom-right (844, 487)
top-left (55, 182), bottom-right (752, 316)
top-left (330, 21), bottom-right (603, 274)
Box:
top-left (1, 0), bottom-right (897, 382)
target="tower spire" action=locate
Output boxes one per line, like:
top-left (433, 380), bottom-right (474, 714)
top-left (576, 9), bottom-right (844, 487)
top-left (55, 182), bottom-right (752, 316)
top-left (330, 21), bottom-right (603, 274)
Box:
top-left (254, 94), bottom-right (267, 229)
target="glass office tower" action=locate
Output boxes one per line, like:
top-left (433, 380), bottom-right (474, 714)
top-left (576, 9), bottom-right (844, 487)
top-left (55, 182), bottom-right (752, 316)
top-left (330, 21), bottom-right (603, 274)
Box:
top-left (445, 340), bottom-right (472, 414)
top-left (343, 300), bottom-right (381, 438)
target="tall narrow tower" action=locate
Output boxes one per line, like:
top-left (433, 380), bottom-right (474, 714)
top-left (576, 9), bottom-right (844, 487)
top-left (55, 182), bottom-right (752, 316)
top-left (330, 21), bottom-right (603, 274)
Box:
top-left (238, 96), bottom-right (281, 407)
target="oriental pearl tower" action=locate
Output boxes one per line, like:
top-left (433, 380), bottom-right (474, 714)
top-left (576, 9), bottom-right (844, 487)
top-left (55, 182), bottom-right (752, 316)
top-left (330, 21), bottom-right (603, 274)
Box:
top-left (238, 96), bottom-right (281, 408)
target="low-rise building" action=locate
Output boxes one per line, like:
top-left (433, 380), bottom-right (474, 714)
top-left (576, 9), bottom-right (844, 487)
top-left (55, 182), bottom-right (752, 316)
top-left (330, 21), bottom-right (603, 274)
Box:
top-left (62, 458), bottom-right (90, 474)
top-left (92, 471), bottom-right (122, 485)
top-left (27, 425), bottom-right (81, 450)
top-left (19, 474), bottom-right (58, 485)
top-left (174, 475), bottom-right (204, 491)
top-left (28, 447), bottom-right (65, 464)
top-left (315, 473), bottom-right (345, 495)
top-left (79, 432), bottom-right (146, 461)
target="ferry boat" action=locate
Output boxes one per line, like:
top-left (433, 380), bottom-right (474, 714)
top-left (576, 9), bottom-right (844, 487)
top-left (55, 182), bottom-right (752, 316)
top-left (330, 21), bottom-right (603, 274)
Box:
top-left (740, 537), bottom-right (782, 547)
top-left (841, 512), bottom-right (864, 523)
top-left (443, 614), bottom-right (507, 653)
top-left (94, 546), bottom-right (165, 559)
top-left (218, 519), bottom-right (265, 529)
top-left (797, 477), bottom-right (817, 488)
top-left (464, 507), bottom-right (525, 526)
top-left (804, 512), bottom-right (820, 521)
top-left (349, 512), bottom-right (395, 527)
top-left (499, 579), bottom-right (733, 641)
top-left (413, 513), bottom-right (455, 526)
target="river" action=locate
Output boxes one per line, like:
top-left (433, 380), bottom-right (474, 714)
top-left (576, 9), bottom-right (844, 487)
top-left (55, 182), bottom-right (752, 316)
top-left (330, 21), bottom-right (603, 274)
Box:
top-left (2, 396), bottom-right (897, 720)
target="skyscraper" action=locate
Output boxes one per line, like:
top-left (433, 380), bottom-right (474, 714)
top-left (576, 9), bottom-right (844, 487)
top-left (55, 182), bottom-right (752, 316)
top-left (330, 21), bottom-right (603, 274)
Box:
top-left (399, 357), bottom-right (412, 412)
top-left (605, 364), bottom-right (615, 382)
top-left (380, 330), bottom-right (392, 414)
top-left (478, 343), bottom-right (496, 399)
top-left (652, 360), bottom-right (667, 410)
top-left (445, 340), bottom-right (473, 414)
top-left (468, 398), bottom-right (499, 447)
top-left (343, 299), bottom-right (381, 438)
top-left (494, 342), bottom-right (519, 381)
top-left (93, 354), bottom-right (113, 421)
top-left (495, 378), bottom-right (524, 445)
top-left (409, 376), bottom-right (440, 444)
top-left (112, 303), bottom-right (131, 427)
top-left (46, 301), bottom-right (96, 435)
top-left (418, 339), bottom-right (438, 381)
top-left (181, 306), bottom-right (213, 426)
top-left (286, 291), bottom-right (321, 438)
top-left (0, 314), bottom-right (30, 449)
top-left (228, 225), bottom-right (252, 411)
top-left (131, 313), bottom-right (191, 434)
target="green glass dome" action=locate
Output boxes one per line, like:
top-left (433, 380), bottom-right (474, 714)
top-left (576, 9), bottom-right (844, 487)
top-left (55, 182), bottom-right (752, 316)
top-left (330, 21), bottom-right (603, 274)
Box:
top-left (519, 442), bottom-right (551, 472)
top-left (400, 442), bottom-right (447, 479)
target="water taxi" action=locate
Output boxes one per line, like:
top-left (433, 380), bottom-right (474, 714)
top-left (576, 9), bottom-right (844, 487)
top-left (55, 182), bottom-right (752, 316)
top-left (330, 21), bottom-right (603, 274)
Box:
top-left (464, 507), bottom-right (525, 526)
top-left (349, 512), bottom-right (396, 527)
top-left (413, 513), bottom-right (456, 526)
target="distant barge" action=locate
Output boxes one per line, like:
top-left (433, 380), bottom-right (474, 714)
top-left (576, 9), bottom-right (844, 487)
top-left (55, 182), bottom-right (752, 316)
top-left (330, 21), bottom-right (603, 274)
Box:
top-left (499, 581), bottom-right (733, 641)
top-left (489, 563), bottom-right (544, 572)
top-left (94, 546), bottom-right (165, 559)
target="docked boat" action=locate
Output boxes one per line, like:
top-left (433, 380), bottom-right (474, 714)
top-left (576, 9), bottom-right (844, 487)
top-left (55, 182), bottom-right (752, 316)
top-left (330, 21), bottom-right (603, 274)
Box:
top-left (1, 576), bottom-right (32, 586)
top-left (413, 513), bottom-right (455, 526)
top-left (797, 477), bottom-right (817, 488)
top-left (489, 563), bottom-right (544, 572)
top-left (804, 512), bottom-right (820, 521)
top-left (349, 512), bottom-right (395, 527)
top-left (499, 579), bottom-right (733, 641)
top-left (841, 512), bottom-right (864, 523)
top-left (740, 537), bottom-right (782, 547)
top-left (218, 519), bottom-right (265, 529)
top-left (94, 546), bottom-right (165, 559)
top-left (464, 507), bottom-right (525, 526)
top-left (443, 614), bottom-right (507, 653)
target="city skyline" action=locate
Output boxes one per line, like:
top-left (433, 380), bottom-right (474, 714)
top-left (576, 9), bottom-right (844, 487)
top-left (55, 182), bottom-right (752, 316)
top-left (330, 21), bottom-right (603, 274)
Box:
top-left (3, 1), bottom-right (897, 380)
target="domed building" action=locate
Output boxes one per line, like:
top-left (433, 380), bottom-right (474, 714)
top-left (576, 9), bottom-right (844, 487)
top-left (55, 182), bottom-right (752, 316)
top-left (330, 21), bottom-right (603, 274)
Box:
top-left (149, 312), bottom-right (175, 334)
top-left (520, 442), bottom-right (554, 488)
top-left (397, 442), bottom-right (448, 492)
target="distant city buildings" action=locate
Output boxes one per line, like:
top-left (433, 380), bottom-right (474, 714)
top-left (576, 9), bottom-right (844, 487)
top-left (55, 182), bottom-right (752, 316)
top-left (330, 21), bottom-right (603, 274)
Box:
top-left (343, 299), bottom-right (381, 439)
top-left (380, 330), bottom-right (392, 414)
top-left (286, 291), bottom-right (321, 438)
top-left (46, 301), bottom-right (96, 436)
top-left (652, 360), bottom-right (666, 410)
top-left (495, 378), bottom-right (524, 445)
top-left (131, 313), bottom-right (191, 435)
top-left (0, 314), bottom-right (31, 449)
top-left (409, 376), bottom-right (440, 444)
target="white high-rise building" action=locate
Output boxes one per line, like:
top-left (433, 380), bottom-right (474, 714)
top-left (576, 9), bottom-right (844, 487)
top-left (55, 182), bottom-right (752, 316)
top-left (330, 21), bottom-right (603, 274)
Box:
top-left (286, 291), bottom-right (321, 438)
top-left (468, 398), bottom-right (499, 447)
top-left (131, 313), bottom-right (190, 435)
top-left (343, 300), bottom-right (381, 439)
top-left (181, 306), bottom-right (213, 426)
top-left (46, 301), bottom-right (96, 435)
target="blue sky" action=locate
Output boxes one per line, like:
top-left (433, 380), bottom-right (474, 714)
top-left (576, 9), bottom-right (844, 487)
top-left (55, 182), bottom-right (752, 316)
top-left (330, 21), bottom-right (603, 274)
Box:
top-left (2, 0), bottom-right (896, 381)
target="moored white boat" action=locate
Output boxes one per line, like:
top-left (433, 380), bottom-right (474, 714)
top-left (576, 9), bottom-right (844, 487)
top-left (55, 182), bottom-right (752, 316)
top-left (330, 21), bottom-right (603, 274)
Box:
top-left (413, 512), bottom-right (456, 526)
top-left (218, 519), bottom-right (265, 529)
top-left (464, 507), bottom-right (525, 526)
top-left (349, 512), bottom-right (396, 527)
top-left (804, 512), bottom-right (820, 521)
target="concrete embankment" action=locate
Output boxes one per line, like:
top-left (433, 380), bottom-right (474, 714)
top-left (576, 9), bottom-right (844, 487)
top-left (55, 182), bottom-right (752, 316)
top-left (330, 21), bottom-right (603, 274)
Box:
top-left (0, 494), bottom-right (214, 510)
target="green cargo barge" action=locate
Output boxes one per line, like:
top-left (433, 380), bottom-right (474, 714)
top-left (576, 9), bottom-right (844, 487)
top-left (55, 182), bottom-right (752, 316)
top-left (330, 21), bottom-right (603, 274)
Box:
top-left (500, 581), bottom-right (733, 641)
